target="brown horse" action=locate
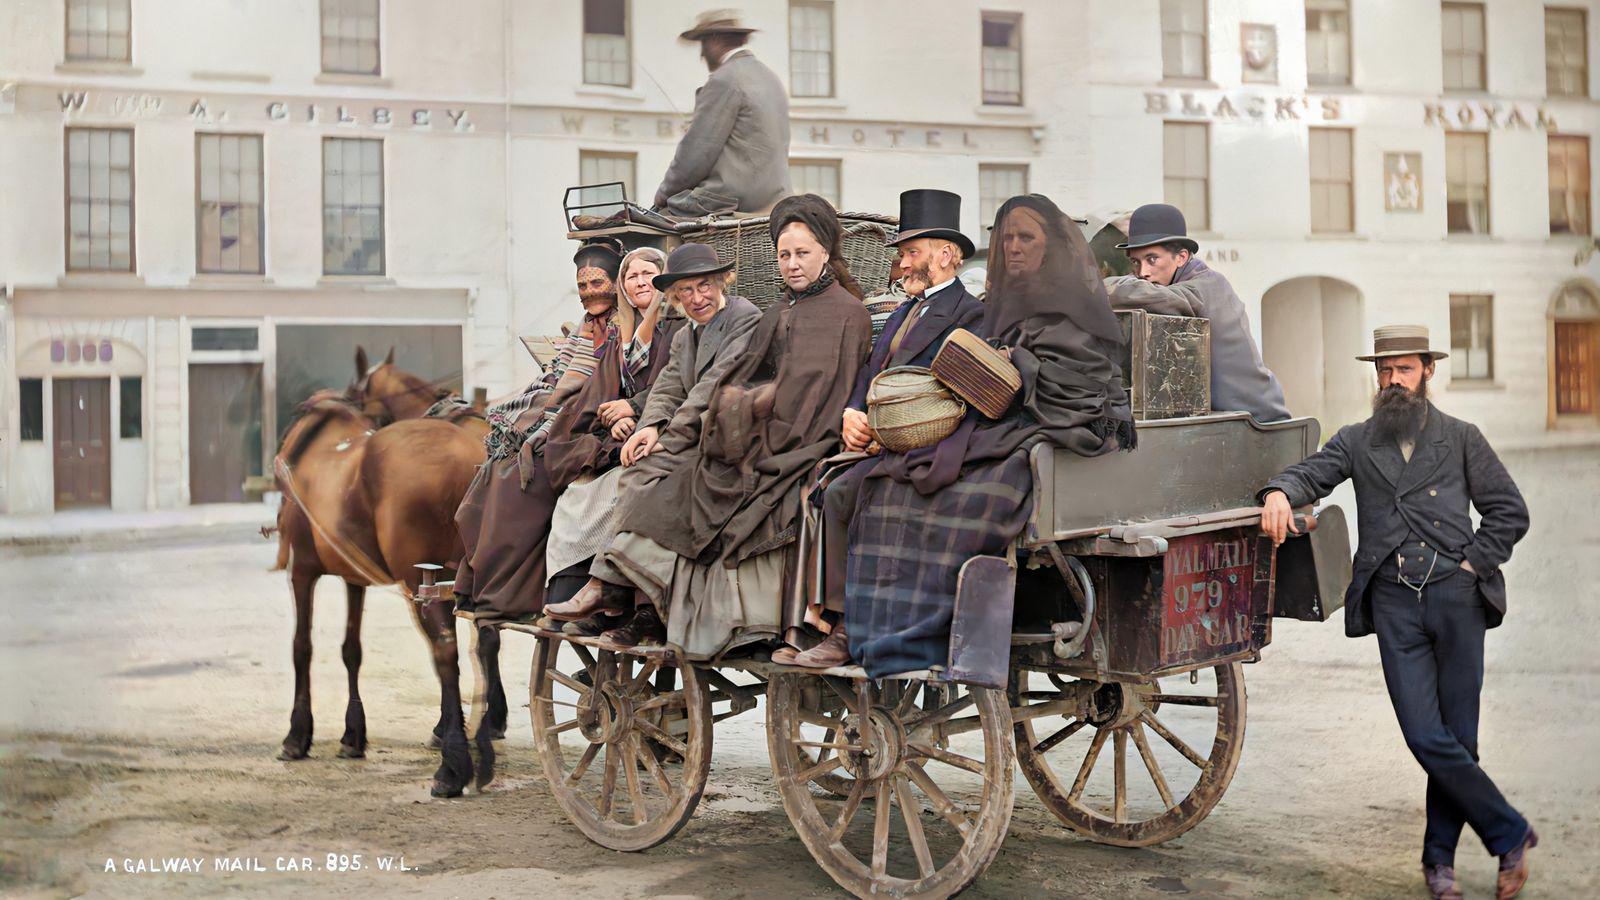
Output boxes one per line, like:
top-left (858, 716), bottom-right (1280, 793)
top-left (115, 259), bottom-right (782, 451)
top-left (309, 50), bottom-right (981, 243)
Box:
top-left (272, 349), bottom-right (494, 797)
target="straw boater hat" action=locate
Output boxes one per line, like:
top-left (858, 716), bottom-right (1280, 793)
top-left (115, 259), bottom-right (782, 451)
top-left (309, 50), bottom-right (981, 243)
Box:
top-left (1356, 324), bottom-right (1450, 361)
top-left (679, 9), bottom-right (758, 42)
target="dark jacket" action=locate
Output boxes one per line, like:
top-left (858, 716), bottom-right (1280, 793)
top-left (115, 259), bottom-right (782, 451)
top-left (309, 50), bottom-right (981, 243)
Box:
top-left (847, 280), bottom-right (985, 412)
top-left (1259, 403), bottom-right (1529, 637)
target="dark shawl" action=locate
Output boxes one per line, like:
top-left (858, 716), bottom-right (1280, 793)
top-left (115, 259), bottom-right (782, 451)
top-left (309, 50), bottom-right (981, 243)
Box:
top-left (619, 279), bottom-right (871, 565)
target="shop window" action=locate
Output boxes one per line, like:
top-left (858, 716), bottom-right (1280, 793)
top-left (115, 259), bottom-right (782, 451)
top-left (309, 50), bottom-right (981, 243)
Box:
top-left (583, 0), bottom-right (630, 87)
top-left (20, 379), bottom-right (44, 441)
top-left (120, 375), bottom-right (142, 438)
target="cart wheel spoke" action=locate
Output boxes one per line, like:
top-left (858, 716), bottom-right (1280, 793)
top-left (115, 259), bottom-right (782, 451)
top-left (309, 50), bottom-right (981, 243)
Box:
top-left (598, 743), bottom-right (619, 818)
top-left (870, 779), bottom-right (892, 878)
top-left (828, 777), bottom-right (868, 842)
top-left (894, 775), bottom-right (936, 879)
top-left (908, 741), bottom-right (985, 775)
top-left (635, 736), bottom-right (675, 798)
top-left (566, 741), bottom-right (601, 787)
top-left (793, 753), bottom-right (844, 786)
top-left (1032, 718), bottom-right (1086, 754)
top-left (1068, 727), bottom-right (1110, 803)
top-left (901, 694), bottom-right (975, 734)
top-left (547, 718), bottom-right (582, 736)
top-left (1130, 722), bottom-right (1175, 809)
top-left (623, 736), bottom-right (647, 825)
top-left (548, 668), bottom-right (592, 698)
top-left (905, 761), bottom-right (973, 837)
top-left (632, 691), bottom-right (686, 715)
top-left (1148, 692), bottom-right (1219, 707)
top-left (1139, 710), bottom-right (1208, 769)
top-left (626, 660), bottom-right (660, 692)
top-left (1112, 729), bottom-right (1128, 822)
top-left (633, 718), bottom-right (689, 759)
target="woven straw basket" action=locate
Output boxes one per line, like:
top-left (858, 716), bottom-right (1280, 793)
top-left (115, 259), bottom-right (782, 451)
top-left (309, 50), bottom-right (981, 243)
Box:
top-left (867, 366), bottom-right (967, 453)
top-left (681, 213), bottom-right (900, 309)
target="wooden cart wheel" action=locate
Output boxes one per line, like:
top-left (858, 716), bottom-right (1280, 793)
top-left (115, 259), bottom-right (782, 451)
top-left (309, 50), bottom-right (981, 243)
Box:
top-left (1010, 660), bottom-right (1246, 848)
top-left (767, 674), bottom-right (1014, 900)
top-left (529, 636), bottom-right (711, 851)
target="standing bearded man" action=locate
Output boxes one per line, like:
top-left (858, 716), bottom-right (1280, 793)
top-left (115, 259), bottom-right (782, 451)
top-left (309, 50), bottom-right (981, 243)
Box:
top-left (1258, 325), bottom-right (1535, 900)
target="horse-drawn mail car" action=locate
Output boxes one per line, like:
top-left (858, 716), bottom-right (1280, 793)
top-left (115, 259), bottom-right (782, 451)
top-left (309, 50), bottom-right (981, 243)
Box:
top-left (424, 189), bottom-right (1353, 899)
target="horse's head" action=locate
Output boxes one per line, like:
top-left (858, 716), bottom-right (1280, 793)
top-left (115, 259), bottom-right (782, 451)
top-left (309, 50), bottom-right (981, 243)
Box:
top-left (349, 345), bottom-right (448, 426)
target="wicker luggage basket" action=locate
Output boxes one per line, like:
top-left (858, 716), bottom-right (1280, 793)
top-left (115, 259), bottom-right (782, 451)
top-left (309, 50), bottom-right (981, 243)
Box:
top-left (931, 329), bottom-right (1022, 419)
top-left (866, 366), bottom-right (967, 453)
top-left (681, 212), bottom-right (900, 309)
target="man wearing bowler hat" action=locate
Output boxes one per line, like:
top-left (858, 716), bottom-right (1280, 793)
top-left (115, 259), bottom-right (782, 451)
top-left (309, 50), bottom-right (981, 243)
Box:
top-left (1106, 203), bottom-right (1290, 422)
top-left (653, 10), bottom-right (791, 218)
top-left (1259, 326), bottom-right (1536, 900)
top-left (778, 189), bottom-right (984, 668)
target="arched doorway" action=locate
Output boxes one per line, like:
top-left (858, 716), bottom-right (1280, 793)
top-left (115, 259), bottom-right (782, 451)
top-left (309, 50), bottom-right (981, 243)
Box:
top-left (1260, 276), bottom-right (1367, 430)
top-left (1549, 279), bottom-right (1600, 423)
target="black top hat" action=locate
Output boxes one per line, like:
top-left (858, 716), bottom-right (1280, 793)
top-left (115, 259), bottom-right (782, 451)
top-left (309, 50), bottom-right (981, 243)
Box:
top-left (1115, 203), bottom-right (1200, 255)
top-left (887, 189), bottom-right (976, 259)
top-left (652, 243), bottom-right (735, 290)
top-left (572, 238), bottom-right (624, 277)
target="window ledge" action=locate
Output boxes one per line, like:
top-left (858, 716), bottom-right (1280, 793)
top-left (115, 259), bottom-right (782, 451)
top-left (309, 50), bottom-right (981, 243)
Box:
top-left (1306, 231), bottom-right (1369, 241)
top-left (191, 70), bottom-right (271, 84)
top-left (1159, 77), bottom-right (1218, 89)
top-left (1308, 82), bottom-right (1358, 94)
top-left (1445, 233), bottom-right (1501, 243)
top-left (790, 96), bottom-right (847, 111)
top-left (315, 72), bottom-right (392, 88)
top-left (56, 61), bottom-right (142, 76)
top-left (190, 274), bottom-right (276, 289)
top-left (57, 272), bottom-right (144, 288)
top-left (1447, 379), bottom-right (1504, 392)
top-left (317, 275), bottom-right (396, 287)
top-left (974, 104), bottom-right (1033, 118)
top-left (575, 84), bottom-right (647, 102)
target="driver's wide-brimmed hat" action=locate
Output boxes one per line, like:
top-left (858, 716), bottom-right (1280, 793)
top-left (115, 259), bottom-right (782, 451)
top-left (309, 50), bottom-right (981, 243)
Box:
top-left (652, 243), bottom-right (734, 290)
top-left (1355, 324), bottom-right (1450, 361)
top-left (1115, 203), bottom-right (1200, 255)
top-left (679, 9), bottom-right (758, 42)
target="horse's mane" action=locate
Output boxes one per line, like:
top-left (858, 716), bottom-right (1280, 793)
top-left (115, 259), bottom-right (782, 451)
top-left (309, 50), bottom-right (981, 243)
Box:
top-left (278, 393), bottom-right (372, 468)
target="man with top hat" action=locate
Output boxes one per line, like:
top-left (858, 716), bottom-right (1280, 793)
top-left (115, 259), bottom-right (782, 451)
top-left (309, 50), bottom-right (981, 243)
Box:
top-left (777, 189), bottom-right (984, 668)
top-left (653, 9), bottom-right (791, 218)
top-left (1258, 326), bottom-right (1535, 900)
top-left (1105, 203), bottom-right (1290, 422)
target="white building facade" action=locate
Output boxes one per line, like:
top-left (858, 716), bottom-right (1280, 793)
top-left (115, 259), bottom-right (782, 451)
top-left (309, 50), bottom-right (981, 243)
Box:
top-left (2, 0), bottom-right (1597, 515)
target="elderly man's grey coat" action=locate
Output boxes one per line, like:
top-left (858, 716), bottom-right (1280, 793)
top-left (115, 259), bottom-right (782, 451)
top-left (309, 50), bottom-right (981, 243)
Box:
top-left (636, 295), bottom-right (762, 445)
top-left (1106, 259), bottom-right (1291, 422)
top-left (1258, 403), bottom-right (1529, 638)
top-left (657, 52), bottom-right (791, 216)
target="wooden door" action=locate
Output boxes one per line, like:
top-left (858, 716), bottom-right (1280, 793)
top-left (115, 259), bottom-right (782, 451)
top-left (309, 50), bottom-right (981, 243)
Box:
top-left (1555, 321), bottom-right (1597, 415)
top-left (189, 363), bottom-right (264, 503)
top-left (53, 378), bottom-right (112, 509)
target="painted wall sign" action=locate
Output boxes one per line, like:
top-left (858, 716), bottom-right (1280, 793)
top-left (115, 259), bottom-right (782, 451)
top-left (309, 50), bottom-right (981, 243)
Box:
top-left (1145, 90), bottom-right (1344, 122)
top-left (51, 88), bottom-right (481, 133)
top-left (1421, 101), bottom-right (1557, 131)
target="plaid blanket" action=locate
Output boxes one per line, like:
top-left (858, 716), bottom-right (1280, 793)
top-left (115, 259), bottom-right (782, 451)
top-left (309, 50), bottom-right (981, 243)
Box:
top-left (844, 450), bottom-right (1033, 678)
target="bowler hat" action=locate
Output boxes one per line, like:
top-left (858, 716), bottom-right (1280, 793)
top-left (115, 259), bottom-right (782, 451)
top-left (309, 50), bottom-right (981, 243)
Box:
top-left (887, 189), bottom-right (976, 259)
top-left (679, 9), bottom-right (758, 42)
top-left (1115, 203), bottom-right (1200, 255)
top-left (652, 243), bottom-right (734, 290)
top-left (1356, 324), bottom-right (1450, 361)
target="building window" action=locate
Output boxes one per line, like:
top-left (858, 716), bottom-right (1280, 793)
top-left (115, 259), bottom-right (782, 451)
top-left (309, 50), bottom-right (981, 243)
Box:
top-left (978, 164), bottom-right (1028, 230)
top-left (192, 326), bottom-right (261, 352)
top-left (1306, 0), bottom-right (1351, 86)
top-left (1441, 2), bottom-right (1486, 92)
top-left (579, 150), bottom-right (636, 200)
top-left (1445, 132), bottom-right (1490, 235)
top-left (321, 0), bottom-right (380, 75)
top-left (789, 1), bottom-right (834, 98)
top-left (583, 0), bottom-right (630, 87)
top-left (1309, 127), bottom-right (1354, 234)
top-left (65, 0), bottom-right (131, 62)
top-left (195, 134), bottom-right (265, 275)
top-left (1162, 0), bottom-right (1208, 80)
top-left (1550, 134), bottom-right (1591, 235)
top-left (119, 376), bottom-right (142, 439)
top-left (65, 127), bottom-right (135, 272)
top-left (1449, 294), bottom-right (1493, 381)
top-left (789, 159), bottom-right (841, 208)
top-left (1547, 8), bottom-right (1589, 98)
top-left (322, 138), bottom-right (384, 276)
top-left (20, 379), bottom-right (45, 441)
top-left (1163, 122), bottom-right (1210, 231)
top-left (981, 12), bottom-right (1023, 106)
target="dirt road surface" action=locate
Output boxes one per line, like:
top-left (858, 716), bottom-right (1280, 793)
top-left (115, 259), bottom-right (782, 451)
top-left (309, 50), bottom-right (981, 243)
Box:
top-left (3, 446), bottom-right (1597, 898)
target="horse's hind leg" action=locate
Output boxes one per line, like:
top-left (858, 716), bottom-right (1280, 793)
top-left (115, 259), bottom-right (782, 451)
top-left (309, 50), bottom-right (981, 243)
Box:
top-left (419, 600), bottom-right (473, 797)
top-left (338, 582), bottom-right (368, 758)
top-left (280, 567), bottom-right (318, 760)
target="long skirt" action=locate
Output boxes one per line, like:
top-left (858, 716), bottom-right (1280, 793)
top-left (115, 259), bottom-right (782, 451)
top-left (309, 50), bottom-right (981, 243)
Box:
top-left (545, 467), bottom-right (624, 585)
top-left (604, 531), bottom-right (789, 660)
top-left (454, 455), bottom-right (556, 623)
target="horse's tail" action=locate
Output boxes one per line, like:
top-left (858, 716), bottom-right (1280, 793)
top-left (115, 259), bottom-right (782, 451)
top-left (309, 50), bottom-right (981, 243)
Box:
top-left (268, 500), bottom-right (291, 571)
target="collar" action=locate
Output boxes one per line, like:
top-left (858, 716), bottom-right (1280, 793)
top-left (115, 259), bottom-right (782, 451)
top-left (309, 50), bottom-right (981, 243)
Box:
top-left (720, 46), bottom-right (752, 65)
top-left (919, 276), bottom-right (958, 301)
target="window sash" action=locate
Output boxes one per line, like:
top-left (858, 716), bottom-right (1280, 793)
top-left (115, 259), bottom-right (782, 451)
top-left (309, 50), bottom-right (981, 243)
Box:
top-left (1549, 135), bottom-right (1591, 235)
top-left (577, 151), bottom-right (637, 213)
top-left (1449, 294), bottom-right (1493, 380)
top-left (1445, 132), bottom-right (1490, 234)
top-left (1163, 122), bottom-right (1209, 230)
top-left (321, 0), bottom-right (381, 75)
top-left (322, 138), bottom-right (385, 275)
top-left (789, 160), bottom-right (842, 208)
top-left (582, 0), bottom-right (630, 86)
top-left (195, 134), bottom-right (265, 274)
top-left (1546, 8), bottom-right (1588, 97)
top-left (981, 13), bottom-right (1022, 105)
top-left (66, 127), bottom-right (135, 271)
top-left (1309, 128), bottom-right (1354, 233)
top-left (978, 164), bottom-right (1028, 227)
top-left (65, 0), bottom-right (131, 62)
top-left (1305, 0), bottom-right (1351, 85)
top-left (1161, 0), bottom-right (1208, 79)
top-left (789, 2), bottom-right (834, 97)
top-left (1442, 3), bottom-right (1486, 91)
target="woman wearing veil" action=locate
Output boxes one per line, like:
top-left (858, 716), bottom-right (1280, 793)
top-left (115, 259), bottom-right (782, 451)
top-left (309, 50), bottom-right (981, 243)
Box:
top-left (843, 194), bottom-right (1137, 678)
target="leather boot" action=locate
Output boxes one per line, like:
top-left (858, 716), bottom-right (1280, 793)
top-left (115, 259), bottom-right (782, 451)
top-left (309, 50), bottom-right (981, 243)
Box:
top-left (790, 624), bottom-right (851, 668)
top-left (1422, 865), bottom-right (1462, 900)
top-left (603, 605), bottom-right (666, 648)
top-left (544, 578), bottom-right (632, 622)
top-left (563, 609), bottom-right (631, 638)
top-left (1497, 827), bottom-right (1537, 899)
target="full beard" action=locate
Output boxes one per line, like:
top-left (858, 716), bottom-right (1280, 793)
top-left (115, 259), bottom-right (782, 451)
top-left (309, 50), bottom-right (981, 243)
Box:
top-left (1371, 379), bottom-right (1429, 442)
top-left (902, 260), bottom-right (935, 296)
